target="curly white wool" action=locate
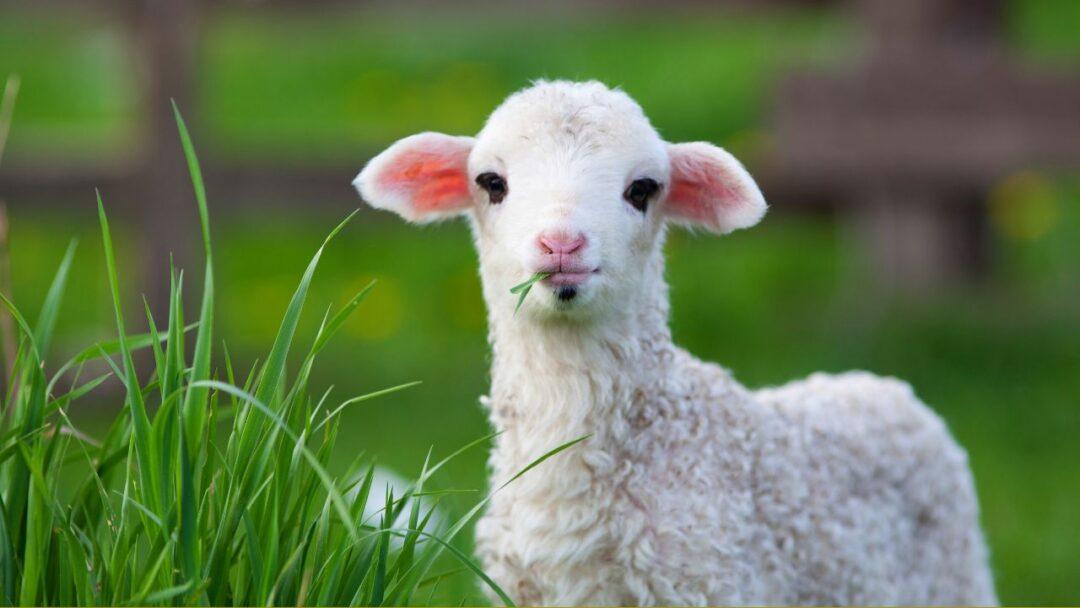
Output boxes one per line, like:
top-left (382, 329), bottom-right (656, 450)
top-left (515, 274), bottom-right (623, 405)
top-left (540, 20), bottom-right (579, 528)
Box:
top-left (354, 80), bottom-right (996, 606)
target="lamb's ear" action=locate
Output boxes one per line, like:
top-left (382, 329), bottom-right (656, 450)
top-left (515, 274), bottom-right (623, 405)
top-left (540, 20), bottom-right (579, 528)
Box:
top-left (663, 142), bottom-right (767, 234)
top-left (353, 132), bottom-right (475, 223)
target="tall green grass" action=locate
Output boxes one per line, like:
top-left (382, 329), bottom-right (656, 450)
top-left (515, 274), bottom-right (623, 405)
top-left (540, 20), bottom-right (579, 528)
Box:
top-left (0, 104), bottom-right (580, 606)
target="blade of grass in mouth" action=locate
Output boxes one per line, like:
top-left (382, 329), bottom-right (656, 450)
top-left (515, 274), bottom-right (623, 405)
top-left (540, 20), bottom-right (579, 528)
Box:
top-left (510, 272), bottom-right (551, 313)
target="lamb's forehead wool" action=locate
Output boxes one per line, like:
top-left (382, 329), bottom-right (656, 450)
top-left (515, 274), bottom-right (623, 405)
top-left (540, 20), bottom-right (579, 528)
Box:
top-left (475, 80), bottom-right (663, 157)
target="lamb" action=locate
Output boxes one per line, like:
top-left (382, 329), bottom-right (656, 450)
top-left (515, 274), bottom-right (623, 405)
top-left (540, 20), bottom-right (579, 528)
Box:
top-left (353, 80), bottom-right (996, 606)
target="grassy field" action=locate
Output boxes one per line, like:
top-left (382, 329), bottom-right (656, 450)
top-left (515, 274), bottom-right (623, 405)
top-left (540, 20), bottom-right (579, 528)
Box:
top-left (2, 1), bottom-right (1079, 603)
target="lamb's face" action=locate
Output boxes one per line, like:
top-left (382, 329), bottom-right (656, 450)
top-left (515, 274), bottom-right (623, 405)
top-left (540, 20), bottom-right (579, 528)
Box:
top-left (355, 80), bottom-right (767, 322)
top-left (465, 88), bottom-right (670, 316)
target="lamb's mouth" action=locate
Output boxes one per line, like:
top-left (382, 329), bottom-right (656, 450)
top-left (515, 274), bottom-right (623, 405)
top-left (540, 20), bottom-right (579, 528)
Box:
top-left (542, 269), bottom-right (599, 288)
top-left (532, 268), bottom-right (599, 304)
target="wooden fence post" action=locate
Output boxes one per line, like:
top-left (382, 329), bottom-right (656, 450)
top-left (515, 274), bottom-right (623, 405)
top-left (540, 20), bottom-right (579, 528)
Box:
top-left (131, 0), bottom-right (201, 316)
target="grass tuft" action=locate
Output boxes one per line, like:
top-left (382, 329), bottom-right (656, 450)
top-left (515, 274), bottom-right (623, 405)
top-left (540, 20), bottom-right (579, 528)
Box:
top-left (0, 106), bottom-right (581, 605)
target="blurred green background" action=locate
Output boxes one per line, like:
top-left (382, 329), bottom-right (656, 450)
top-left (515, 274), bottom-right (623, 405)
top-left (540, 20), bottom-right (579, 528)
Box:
top-left (1, 1), bottom-right (1079, 604)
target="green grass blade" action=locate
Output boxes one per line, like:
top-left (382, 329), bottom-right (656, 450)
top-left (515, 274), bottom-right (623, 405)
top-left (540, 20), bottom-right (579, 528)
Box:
top-left (32, 239), bottom-right (76, 359)
top-left (160, 266), bottom-right (184, 403)
top-left (17, 476), bottom-right (45, 605)
top-left (369, 489), bottom-right (392, 606)
top-left (0, 291), bottom-right (41, 365)
top-left (97, 191), bottom-right (159, 515)
top-left (174, 103), bottom-right (215, 465)
top-left (0, 496), bottom-right (14, 604)
top-left (254, 210), bottom-right (357, 410)
top-left (396, 529), bottom-right (515, 607)
top-left (178, 426), bottom-right (198, 594)
top-left (46, 371), bottom-right (112, 414)
top-left (510, 272), bottom-right (550, 314)
top-left (497, 434), bottom-right (590, 490)
top-left (0, 74), bottom-right (19, 167)
top-left (141, 580), bottom-right (193, 605)
top-left (310, 280), bottom-right (375, 357)
top-left (171, 101), bottom-right (212, 262)
top-left (242, 512), bottom-right (265, 601)
top-left (417, 431), bottom-right (498, 488)
top-left (141, 296), bottom-right (167, 387)
top-left (314, 381), bottom-right (421, 432)
top-left (167, 105), bottom-right (209, 599)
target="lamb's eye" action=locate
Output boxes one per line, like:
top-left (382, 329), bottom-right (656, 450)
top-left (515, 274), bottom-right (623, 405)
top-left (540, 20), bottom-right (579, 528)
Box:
top-left (624, 178), bottom-right (659, 212)
top-left (476, 172), bottom-right (508, 204)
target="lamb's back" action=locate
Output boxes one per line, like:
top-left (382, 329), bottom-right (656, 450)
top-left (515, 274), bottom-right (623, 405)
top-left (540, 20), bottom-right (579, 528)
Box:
top-left (750, 371), bottom-right (996, 605)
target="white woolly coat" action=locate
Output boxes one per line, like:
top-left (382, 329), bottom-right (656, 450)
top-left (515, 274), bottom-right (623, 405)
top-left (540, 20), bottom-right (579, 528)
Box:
top-left (354, 79), bottom-right (996, 606)
top-left (474, 250), bottom-right (996, 606)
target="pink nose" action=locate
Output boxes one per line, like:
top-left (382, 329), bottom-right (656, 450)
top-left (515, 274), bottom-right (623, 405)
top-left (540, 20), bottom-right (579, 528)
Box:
top-left (538, 232), bottom-right (586, 256)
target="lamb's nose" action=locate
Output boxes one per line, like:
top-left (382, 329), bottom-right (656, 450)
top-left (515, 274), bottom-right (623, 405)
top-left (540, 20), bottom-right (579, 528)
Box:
top-left (538, 232), bottom-right (586, 256)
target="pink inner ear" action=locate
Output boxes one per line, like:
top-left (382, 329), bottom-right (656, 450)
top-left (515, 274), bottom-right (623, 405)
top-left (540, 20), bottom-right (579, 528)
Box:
top-left (667, 166), bottom-right (739, 225)
top-left (378, 150), bottom-right (469, 213)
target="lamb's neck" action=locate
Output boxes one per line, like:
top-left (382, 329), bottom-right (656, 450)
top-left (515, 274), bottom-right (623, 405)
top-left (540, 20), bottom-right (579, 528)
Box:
top-left (483, 272), bottom-right (675, 466)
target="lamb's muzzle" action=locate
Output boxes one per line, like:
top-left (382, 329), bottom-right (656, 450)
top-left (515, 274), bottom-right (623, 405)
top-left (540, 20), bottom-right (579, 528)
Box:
top-left (354, 79), bottom-right (997, 606)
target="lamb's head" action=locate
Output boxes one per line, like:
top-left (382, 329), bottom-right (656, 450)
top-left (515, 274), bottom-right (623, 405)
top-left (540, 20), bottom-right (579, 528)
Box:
top-left (354, 80), bottom-right (766, 322)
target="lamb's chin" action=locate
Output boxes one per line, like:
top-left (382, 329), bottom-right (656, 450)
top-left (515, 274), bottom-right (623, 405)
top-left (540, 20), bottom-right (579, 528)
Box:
top-left (536, 287), bottom-right (608, 320)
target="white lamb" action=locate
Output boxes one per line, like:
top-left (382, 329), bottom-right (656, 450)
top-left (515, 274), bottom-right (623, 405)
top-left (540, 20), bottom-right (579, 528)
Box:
top-left (354, 80), bottom-right (996, 606)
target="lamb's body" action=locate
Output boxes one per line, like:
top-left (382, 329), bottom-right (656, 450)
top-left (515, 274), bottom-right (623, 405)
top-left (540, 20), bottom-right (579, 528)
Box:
top-left (355, 80), bottom-right (995, 605)
top-left (474, 264), bottom-right (995, 606)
